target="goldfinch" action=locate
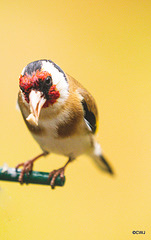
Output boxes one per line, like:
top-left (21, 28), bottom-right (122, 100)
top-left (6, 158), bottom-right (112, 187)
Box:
top-left (16, 59), bottom-right (114, 188)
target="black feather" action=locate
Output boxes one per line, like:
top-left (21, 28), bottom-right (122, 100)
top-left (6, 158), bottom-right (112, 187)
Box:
top-left (23, 60), bottom-right (42, 76)
top-left (81, 99), bottom-right (96, 134)
top-left (100, 154), bottom-right (114, 175)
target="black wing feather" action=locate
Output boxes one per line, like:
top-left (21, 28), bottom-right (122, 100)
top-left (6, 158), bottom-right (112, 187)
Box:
top-left (81, 99), bottom-right (97, 134)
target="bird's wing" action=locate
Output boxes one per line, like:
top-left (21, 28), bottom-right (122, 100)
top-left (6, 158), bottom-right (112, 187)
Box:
top-left (78, 88), bottom-right (98, 134)
top-left (67, 74), bottom-right (98, 134)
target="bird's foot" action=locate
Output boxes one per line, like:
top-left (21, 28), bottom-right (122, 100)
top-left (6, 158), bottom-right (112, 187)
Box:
top-left (16, 160), bottom-right (34, 183)
top-left (48, 167), bottom-right (65, 189)
top-left (15, 152), bottom-right (48, 184)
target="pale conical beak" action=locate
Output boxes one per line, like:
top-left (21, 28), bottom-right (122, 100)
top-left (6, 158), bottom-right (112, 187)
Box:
top-left (26, 90), bottom-right (46, 126)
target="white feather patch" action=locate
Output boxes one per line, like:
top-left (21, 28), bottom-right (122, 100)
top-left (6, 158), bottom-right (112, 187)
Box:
top-left (93, 141), bottom-right (102, 156)
top-left (84, 119), bottom-right (92, 132)
top-left (41, 61), bottom-right (69, 106)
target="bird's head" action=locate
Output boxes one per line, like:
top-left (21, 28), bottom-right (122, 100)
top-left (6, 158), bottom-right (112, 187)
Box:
top-left (19, 60), bottom-right (69, 125)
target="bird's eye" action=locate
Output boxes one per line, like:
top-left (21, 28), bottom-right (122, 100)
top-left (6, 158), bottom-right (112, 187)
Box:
top-left (45, 76), bottom-right (52, 85)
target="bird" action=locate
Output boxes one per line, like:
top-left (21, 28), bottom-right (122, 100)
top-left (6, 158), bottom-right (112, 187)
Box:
top-left (16, 59), bottom-right (114, 188)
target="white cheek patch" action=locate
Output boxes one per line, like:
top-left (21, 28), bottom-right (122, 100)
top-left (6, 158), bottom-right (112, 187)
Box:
top-left (42, 61), bottom-right (69, 105)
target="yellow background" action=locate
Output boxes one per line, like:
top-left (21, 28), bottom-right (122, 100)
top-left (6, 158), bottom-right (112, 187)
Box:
top-left (0, 0), bottom-right (151, 239)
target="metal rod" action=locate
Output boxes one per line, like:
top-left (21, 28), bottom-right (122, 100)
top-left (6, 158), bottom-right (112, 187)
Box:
top-left (0, 166), bottom-right (65, 187)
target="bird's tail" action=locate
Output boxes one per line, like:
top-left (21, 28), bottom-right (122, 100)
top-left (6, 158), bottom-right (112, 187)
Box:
top-left (88, 141), bottom-right (114, 175)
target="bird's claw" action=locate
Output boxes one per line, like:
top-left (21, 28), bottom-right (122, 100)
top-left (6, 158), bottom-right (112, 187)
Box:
top-left (48, 167), bottom-right (65, 189)
top-left (16, 160), bottom-right (34, 183)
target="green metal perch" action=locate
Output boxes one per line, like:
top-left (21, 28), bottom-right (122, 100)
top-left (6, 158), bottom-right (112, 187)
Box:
top-left (0, 164), bottom-right (65, 187)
